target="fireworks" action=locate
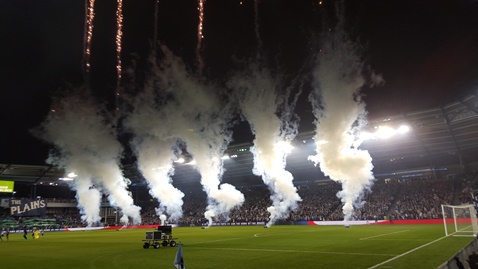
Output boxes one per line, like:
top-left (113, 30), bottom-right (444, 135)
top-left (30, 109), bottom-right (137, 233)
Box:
top-left (115, 0), bottom-right (123, 112)
top-left (196, 0), bottom-right (206, 73)
top-left (84, 0), bottom-right (96, 77)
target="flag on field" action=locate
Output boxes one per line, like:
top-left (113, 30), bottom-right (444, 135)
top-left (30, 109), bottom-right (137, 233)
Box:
top-left (173, 243), bottom-right (185, 269)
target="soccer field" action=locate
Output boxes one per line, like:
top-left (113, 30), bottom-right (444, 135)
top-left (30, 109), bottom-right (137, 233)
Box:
top-left (0, 224), bottom-right (473, 269)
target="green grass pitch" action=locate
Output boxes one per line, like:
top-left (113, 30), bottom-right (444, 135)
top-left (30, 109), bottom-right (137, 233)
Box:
top-left (0, 224), bottom-right (473, 269)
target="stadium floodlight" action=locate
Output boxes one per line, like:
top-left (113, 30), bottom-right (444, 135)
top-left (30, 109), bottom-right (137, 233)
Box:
top-left (221, 155), bottom-right (230, 160)
top-left (375, 126), bottom-right (396, 139)
top-left (275, 141), bottom-right (294, 154)
top-left (360, 125), bottom-right (411, 141)
top-left (398, 125), bottom-right (410, 134)
top-left (60, 172), bottom-right (77, 181)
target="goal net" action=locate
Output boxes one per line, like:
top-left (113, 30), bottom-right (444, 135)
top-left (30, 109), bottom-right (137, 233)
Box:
top-left (441, 204), bottom-right (478, 237)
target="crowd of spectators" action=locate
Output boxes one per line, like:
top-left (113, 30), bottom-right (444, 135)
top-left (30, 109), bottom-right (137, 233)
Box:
top-left (163, 176), bottom-right (471, 225)
top-left (2, 175), bottom-right (476, 227)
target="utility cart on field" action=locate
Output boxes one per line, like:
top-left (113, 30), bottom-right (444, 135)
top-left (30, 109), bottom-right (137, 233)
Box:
top-left (142, 225), bottom-right (178, 249)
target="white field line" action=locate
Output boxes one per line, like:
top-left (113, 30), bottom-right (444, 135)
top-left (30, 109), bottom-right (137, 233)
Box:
top-left (359, 238), bottom-right (430, 242)
top-left (190, 227), bottom-right (342, 245)
top-left (366, 235), bottom-right (447, 269)
top-left (360, 230), bottom-right (410, 240)
top-left (253, 226), bottom-right (344, 238)
top-left (190, 247), bottom-right (396, 257)
top-left (188, 237), bottom-right (245, 245)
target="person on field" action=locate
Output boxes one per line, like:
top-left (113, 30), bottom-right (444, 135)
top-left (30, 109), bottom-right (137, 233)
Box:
top-left (0, 228), bottom-right (5, 241)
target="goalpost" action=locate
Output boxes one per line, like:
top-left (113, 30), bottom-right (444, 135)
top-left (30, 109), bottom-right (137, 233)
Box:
top-left (441, 204), bottom-right (478, 237)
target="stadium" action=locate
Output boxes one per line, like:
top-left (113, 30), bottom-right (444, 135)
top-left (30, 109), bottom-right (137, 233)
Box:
top-left (1, 88), bottom-right (478, 269)
top-left (2, 1), bottom-right (478, 269)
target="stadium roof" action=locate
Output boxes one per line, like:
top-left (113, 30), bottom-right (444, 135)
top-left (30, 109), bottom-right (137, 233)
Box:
top-left (2, 87), bottom-right (478, 188)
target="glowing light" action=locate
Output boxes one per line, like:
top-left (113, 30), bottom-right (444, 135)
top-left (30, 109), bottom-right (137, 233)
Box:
top-left (221, 155), bottom-right (230, 160)
top-left (196, 0), bottom-right (206, 73)
top-left (59, 177), bottom-right (74, 181)
top-left (84, 0), bottom-right (96, 76)
top-left (275, 141), bottom-right (294, 154)
top-left (67, 172), bottom-right (78, 178)
top-left (174, 158), bottom-right (185, 164)
top-left (152, 166), bottom-right (171, 171)
top-left (115, 0), bottom-right (123, 111)
top-left (361, 125), bottom-right (411, 140)
top-left (315, 140), bottom-right (328, 146)
top-left (375, 126), bottom-right (395, 139)
top-left (398, 125), bottom-right (410, 134)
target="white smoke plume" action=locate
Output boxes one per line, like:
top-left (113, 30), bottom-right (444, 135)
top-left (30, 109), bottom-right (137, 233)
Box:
top-left (131, 46), bottom-right (244, 227)
top-left (204, 210), bottom-right (215, 227)
top-left (71, 175), bottom-right (101, 225)
top-left (229, 63), bottom-right (301, 227)
top-left (124, 76), bottom-right (185, 222)
top-left (34, 93), bottom-right (141, 226)
top-left (160, 214), bottom-right (167, 226)
top-left (308, 13), bottom-right (375, 222)
top-left (163, 48), bottom-right (245, 227)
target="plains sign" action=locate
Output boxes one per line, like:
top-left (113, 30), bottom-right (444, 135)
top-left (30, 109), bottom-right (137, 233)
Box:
top-left (9, 199), bottom-right (46, 217)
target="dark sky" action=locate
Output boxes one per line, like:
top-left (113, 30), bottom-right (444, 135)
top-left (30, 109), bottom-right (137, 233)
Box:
top-left (1, 0), bottom-right (477, 165)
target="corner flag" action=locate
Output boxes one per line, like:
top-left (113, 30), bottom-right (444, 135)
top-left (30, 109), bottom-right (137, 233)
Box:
top-left (173, 243), bottom-right (185, 269)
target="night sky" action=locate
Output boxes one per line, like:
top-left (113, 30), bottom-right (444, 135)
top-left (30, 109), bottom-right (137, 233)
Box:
top-left (1, 0), bottom-right (477, 165)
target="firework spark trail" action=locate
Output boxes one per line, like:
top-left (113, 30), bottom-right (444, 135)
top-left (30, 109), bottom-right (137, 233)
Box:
top-left (196, 0), bottom-right (206, 74)
top-left (115, 0), bottom-right (123, 112)
top-left (308, 12), bottom-right (375, 223)
top-left (84, 0), bottom-right (96, 78)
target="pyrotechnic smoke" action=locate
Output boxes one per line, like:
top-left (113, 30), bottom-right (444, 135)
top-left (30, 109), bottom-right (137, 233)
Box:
top-left (229, 63), bottom-right (301, 227)
top-left (158, 47), bottom-right (244, 227)
top-left (204, 210), bottom-right (215, 227)
top-left (160, 214), bottom-right (167, 225)
top-left (34, 93), bottom-right (141, 226)
top-left (308, 12), bottom-right (375, 222)
top-left (126, 46), bottom-right (244, 227)
top-left (124, 83), bottom-right (185, 222)
top-left (72, 175), bottom-right (101, 225)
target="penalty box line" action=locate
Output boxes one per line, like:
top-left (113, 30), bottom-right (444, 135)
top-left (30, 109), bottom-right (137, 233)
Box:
top-left (360, 230), bottom-right (410, 240)
top-left (366, 235), bottom-right (448, 269)
top-left (189, 246), bottom-right (396, 257)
